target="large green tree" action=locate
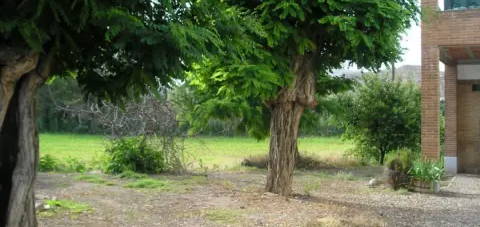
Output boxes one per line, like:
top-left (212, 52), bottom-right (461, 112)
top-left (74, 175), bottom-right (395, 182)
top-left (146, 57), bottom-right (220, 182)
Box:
top-left (188, 0), bottom-right (419, 195)
top-left (0, 1), bottom-right (256, 226)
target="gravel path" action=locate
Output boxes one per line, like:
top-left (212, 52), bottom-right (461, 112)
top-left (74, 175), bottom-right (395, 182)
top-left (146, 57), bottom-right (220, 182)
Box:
top-left (310, 174), bottom-right (480, 226)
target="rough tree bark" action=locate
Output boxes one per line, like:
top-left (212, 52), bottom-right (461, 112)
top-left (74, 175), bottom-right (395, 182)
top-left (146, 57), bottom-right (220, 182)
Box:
top-left (266, 56), bottom-right (317, 196)
top-left (0, 47), bottom-right (50, 227)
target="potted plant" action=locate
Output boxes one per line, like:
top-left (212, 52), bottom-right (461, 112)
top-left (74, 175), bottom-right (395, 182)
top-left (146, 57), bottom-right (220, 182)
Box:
top-left (408, 159), bottom-right (444, 193)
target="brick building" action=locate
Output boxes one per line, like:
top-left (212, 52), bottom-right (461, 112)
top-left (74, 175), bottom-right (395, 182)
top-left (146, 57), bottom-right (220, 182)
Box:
top-left (422, 0), bottom-right (480, 174)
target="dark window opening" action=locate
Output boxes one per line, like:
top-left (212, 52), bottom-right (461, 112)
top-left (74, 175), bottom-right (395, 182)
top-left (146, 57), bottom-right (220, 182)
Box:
top-left (472, 84), bottom-right (480, 91)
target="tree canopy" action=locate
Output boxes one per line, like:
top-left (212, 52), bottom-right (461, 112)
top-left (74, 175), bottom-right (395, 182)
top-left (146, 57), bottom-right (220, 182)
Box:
top-left (187, 0), bottom-right (419, 138)
top-left (0, 0), bottom-right (261, 225)
top-left (0, 0), bottom-right (258, 100)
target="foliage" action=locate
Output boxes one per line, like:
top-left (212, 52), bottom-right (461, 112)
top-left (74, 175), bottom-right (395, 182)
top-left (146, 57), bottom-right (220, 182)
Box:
top-left (186, 0), bottom-right (419, 138)
top-left (385, 148), bottom-right (418, 174)
top-left (338, 74), bottom-right (421, 164)
top-left (105, 137), bottom-right (166, 174)
top-left (39, 154), bottom-right (87, 173)
top-left (409, 159), bottom-right (444, 182)
top-left (39, 154), bottom-right (59, 172)
top-left (1, 0), bottom-right (256, 103)
top-left (65, 157), bottom-right (88, 173)
top-left (385, 148), bottom-right (418, 189)
top-left (36, 77), bottom-right (102, 134)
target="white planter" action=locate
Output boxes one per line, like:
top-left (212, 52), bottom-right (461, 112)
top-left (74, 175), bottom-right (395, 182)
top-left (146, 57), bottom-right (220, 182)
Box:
top-left (431, 180), bottom-right (440, 193)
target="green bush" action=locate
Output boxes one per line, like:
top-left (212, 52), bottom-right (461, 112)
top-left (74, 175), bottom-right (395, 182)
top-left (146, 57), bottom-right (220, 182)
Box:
top-left (409, 159), bottom-right (444, 182)
top-left (105, 137), bottom-right (166, 174)
top-left (39, 154), bottom-right (59, 172)
top-left (338, 74), bottom-right (421, 164)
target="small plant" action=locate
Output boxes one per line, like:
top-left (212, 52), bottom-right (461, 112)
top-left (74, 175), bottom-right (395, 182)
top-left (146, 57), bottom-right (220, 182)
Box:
top-left (409, 159), bottom-right (444, 182)
top-left (65, 157), bottom-right (88, 173)
top-left (39, 154), bottom-right (59, 172)
top-left (303, 181), bottom-right (321, 196)
top-left (105, 137), bottom-right (166, 174)
top-left (385, 148), bottom-right (417, 190)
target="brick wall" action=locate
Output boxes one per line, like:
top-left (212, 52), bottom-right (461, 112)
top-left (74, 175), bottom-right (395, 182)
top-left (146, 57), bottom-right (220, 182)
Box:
top-left (421, 1), bottom-right (480, 159)
top-left (444, 64), bottom-right (457, 157)
top-left (457, 81), bottom-right (480, 173)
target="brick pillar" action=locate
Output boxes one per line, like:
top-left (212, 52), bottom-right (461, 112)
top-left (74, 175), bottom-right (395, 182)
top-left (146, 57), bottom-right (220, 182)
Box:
top-left (421, 45), bottom-right (440, 159)
top-left (444, 64), bottom-right (458, 173)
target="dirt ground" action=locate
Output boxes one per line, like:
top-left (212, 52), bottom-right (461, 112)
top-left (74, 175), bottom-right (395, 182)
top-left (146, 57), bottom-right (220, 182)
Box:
top-left (35, 168), bottom-right (480, 227)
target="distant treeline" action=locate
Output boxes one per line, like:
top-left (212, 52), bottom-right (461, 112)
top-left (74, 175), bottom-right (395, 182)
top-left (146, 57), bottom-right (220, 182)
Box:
top-left (36, 77), bottom-right (343, 137)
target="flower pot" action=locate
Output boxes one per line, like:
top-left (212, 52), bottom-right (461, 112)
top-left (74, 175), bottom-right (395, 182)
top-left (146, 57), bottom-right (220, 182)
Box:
top-left (431, 180), bottom-right (440, 193)
top-left (410, 179), bottom-right (437, 193)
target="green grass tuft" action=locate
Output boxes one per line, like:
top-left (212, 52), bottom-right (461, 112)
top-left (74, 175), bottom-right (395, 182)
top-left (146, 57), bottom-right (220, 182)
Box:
top-left (124, 178), bottom-right (170, 189)
top-left (38, 199), bottom-right (91, 218)
top-left (117, 170), bottom-right (148, 179)
top-left (203, 208), bottom-right (244, 224)
top-left (75, 174), bottom-right (115, 185)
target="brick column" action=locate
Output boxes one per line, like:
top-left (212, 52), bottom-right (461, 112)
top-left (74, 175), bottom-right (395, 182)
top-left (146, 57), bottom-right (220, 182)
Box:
top-left (421, 45), bottom-right (440, 159)
top-left (444, 64), bottom-right (458, 173)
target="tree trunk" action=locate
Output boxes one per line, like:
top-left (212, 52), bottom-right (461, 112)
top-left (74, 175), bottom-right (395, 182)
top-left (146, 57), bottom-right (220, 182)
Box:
top-left (379, 149), bottom-right (386, 165)
top-left (0, 48), bottom-right (47, 227)
top-left (266, 56), bottom-right (317, 196)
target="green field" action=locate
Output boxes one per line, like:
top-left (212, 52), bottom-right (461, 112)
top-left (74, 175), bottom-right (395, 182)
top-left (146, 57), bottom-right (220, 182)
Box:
top-left (39, 134), bottom-right (353, 169)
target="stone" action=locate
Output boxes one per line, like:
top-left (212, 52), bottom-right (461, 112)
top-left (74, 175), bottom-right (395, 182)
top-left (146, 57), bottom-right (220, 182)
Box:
top-left (368, 178), bottom-right (380, 188)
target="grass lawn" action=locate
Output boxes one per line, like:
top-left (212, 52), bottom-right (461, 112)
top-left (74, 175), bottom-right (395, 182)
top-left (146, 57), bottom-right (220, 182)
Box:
top-left (39, 134), bottom-right (353, 169)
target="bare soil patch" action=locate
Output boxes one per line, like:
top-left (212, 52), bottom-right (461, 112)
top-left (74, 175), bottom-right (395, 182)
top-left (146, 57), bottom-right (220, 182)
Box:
top-left (36, 168), bottom-right (480, 226)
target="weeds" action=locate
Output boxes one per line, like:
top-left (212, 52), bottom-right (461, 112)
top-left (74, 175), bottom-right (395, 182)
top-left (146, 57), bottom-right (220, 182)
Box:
top-left (39, 155), bottom-right (59, 172)
top-left (38, 199), bottom-right (91, 218)
top-left (39, 155), bottom-right (88, 173)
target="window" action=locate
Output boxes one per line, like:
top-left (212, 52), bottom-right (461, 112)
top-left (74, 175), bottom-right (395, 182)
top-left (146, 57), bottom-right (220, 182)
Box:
top-left (445, 0), bottom-right (480, 11)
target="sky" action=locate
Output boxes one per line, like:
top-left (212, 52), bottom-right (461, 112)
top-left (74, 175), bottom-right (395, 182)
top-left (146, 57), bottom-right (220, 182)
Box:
top-left (399, 24), bottom-right (421, 66)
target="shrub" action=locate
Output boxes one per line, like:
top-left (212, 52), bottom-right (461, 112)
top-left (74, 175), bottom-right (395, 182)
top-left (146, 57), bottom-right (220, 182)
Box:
top-left (105, 137), bottom-right (166, 174)
top-left (384, 148), bottom-right (417, 190)
top-left (338, 74), bottom-right (421, 164)
top-left (409, 159), bottom-right (444, 182)
top-left (39, 154), bottom-right (59, 172)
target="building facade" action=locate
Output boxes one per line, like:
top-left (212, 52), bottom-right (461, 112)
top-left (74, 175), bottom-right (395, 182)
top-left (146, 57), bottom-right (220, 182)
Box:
top-left (422, 0), bottom-right (480, 174)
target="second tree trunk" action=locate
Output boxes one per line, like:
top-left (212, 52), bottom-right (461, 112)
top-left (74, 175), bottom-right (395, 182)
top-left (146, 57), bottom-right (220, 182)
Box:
top-left (265, 56), bottom-right (316, 196)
